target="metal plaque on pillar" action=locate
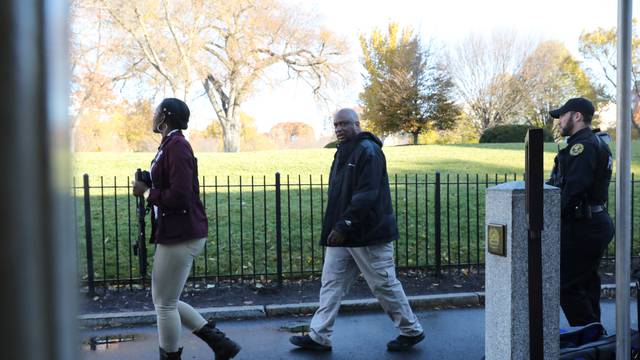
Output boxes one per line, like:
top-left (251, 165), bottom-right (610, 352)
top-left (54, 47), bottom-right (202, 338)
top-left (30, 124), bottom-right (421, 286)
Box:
top-left (487, 223), bottom-right (506, 257)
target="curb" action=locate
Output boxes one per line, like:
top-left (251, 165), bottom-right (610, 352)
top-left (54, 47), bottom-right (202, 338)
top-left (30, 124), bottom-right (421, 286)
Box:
top-left (78, 292), bottom-right (484, 329)
top-left (79, 282), bottom-right (633, 329)
top-left (78, 305), bottom-right (267, 329)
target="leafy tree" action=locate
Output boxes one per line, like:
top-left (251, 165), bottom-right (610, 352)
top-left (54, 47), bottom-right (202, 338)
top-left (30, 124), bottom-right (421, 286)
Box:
top-left (75, 109), bottom-right (130, 151)
top-left (420, 112), bottom-right (479, 144)
top-left (360, 23), bottom-right (459, 144)
top-left (579, 20), bottom-right (640, 135)
top-left (241, 114), bottom-right (275, 151)
top-left (579, 20), bottom-right (640, 92)
top-left (118, 99), bottom-right (158, 151)
top-left (479, 125), bottom-right (554, 143)
top-left (190, 114), bottom-right (275, 152)
top-left (269, 122), bottom-right (316, 148)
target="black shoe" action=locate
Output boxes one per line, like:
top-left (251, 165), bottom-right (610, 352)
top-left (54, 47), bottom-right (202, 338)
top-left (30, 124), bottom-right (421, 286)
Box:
top-left (289, 334), bottom-right (332, 351)
top-left (387, 332), bottom-right (425, 352)
top-left (193, 319), bottom-right (241, 360)
top-left (159, 347), bottom-right (182, 360)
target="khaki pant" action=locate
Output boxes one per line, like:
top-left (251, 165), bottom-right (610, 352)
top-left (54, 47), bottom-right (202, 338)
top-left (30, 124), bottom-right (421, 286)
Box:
top-left (309, 242), bottom-right (423, 347)
top-left (152, 237), bottom-right (208, 352)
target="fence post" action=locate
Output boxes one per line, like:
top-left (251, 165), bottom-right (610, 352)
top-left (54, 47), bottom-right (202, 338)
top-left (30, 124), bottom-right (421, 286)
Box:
top-left (275, 172), bottom-right (283, 287)
top-left (83, 174), bottom-right (95, 294)
top-left (435, 172), bottom-right (442, 277)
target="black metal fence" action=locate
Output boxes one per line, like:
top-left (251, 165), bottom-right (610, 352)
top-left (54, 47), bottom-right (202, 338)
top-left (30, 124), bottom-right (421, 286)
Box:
top-left (73, 172), bottom-right (640, 291)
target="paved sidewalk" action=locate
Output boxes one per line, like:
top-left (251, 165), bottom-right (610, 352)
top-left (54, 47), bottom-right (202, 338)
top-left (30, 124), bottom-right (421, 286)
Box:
top-left (79, 299), bottom-right (637, 360)
top-left (81, 307), bottom-right (484, 360)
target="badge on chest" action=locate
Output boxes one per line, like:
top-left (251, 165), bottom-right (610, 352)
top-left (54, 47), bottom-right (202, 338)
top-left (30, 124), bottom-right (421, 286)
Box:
top-left (570, 143), bottom-right (584, 156)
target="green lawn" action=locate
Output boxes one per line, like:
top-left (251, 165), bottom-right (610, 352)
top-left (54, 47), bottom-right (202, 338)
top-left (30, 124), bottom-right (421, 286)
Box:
top-left (72, 142), bottom-right (640, 288)
top-left (73, 142), bottom-right (640, 180)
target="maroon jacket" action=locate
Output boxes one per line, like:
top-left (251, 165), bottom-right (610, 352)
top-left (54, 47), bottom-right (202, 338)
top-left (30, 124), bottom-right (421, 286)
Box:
top-left (147, 131), bottom-right (208, 244)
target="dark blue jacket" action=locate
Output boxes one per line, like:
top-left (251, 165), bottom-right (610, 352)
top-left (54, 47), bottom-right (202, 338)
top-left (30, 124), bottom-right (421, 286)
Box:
top-left (547, 127), bottom-right (613, 217)
top-left (320, 132), bottom-right (399, 247)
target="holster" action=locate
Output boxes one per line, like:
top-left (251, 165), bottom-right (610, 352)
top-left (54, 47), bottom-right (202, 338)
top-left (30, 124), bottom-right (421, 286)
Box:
top-left (571, 200), bottom-right (592, 220)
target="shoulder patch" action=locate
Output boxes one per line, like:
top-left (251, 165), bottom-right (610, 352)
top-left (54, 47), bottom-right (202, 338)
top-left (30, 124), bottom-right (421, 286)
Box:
top-left (570, 143), bottom-right (584, 156)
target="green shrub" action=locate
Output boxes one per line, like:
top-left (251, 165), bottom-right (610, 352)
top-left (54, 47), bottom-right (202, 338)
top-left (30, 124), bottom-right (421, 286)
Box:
top-left (604, 127), bottom-right (639, 142)
top-left (324, 140), bottom-right (339, 148)
top-left (479, 125), bottom-right (554, 143)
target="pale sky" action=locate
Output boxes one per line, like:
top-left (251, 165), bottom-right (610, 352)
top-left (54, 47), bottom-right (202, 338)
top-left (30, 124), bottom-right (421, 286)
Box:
top-left (187, 0), bottom-right (635, 136)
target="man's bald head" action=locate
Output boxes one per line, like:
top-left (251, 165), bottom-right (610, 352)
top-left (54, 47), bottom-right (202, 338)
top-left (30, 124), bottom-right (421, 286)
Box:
top-left (335, 108), bottom-right (359, 123)
top-left (333, 108), bottom-right (361, 142)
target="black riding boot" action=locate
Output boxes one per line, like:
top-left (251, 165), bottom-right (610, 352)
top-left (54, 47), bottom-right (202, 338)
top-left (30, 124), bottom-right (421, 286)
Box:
top-left (193, 320), bottom-right (241, 360)
top-left (159, 347), bottom-right (182, 360)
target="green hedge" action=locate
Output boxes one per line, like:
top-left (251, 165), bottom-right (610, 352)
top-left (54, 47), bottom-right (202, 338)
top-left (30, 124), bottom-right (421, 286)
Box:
top-left (324, 140), bottom-right (339, 148)
top-left (479, 125), bottom-right (554, 143)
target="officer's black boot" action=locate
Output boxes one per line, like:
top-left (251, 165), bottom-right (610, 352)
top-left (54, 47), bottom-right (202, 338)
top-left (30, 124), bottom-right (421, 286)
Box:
top-left (193, 319), bottom-right (241, 360)
top-left (159, 347), bottom-right (182, 360)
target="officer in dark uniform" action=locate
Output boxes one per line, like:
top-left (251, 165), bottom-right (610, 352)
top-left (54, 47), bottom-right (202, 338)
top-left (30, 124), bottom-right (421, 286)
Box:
top-left (547, 97), bottom-right (615, 326)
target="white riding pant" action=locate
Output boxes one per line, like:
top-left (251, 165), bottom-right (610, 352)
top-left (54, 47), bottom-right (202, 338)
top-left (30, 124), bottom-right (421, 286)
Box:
top-left (152, 237), bottom-right (208, 352)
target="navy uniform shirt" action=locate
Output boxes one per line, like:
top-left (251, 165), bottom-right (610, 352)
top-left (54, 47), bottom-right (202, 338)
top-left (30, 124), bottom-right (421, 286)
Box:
top-left (547, 127), bottom-right (613, 217)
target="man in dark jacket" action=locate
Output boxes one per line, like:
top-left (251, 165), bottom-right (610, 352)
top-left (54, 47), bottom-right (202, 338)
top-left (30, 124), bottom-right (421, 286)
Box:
top-left (547, 97), bottom-right (614, 326)
top-left (289, 108), bottom-right (424, 353)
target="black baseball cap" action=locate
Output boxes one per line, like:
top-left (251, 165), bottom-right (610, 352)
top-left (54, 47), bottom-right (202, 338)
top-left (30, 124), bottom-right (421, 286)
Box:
top-left (549, 97), bottom-right (595, 119)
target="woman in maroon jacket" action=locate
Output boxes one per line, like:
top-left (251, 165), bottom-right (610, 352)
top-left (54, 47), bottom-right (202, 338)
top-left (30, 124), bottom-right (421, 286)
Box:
top-left (133, 98), bottom-right (240, 360)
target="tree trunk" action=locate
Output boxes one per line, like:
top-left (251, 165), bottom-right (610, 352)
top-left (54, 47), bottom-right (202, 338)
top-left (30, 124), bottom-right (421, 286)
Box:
top-left (633, 104), bottom-right (640, 137)
top-left (634, 121), bottom-right (640, 138)
top-left (631, 84), bottom-right (640, 138)
top-left (202, 80), bottom-right (242, 152)
top-left (221, 116), bottom-right (241, 152)
top-left (70, 114), bottom-right (84, 152)
top-left (412, 132), bottom-right (419, 145)
top-left (70, 123), bottom-right (78, 152)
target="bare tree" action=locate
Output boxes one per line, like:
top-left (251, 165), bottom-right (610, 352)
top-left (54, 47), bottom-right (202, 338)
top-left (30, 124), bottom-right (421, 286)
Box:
top-left (518, 40), bottom-right (604, 131)
top-left (94, 0), bottom-right (197, 98)
top-left (96, 0), bottom-right (347, 152)
top-left (70, 0), bottom-right (121, 150)
top-left (449, 31), bottom-right (533, 134)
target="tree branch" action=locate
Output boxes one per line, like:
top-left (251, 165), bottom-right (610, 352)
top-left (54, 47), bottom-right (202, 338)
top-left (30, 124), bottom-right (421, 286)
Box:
top-left (161, 0), bottom-right (192, 95)
top-left (132, 6), bottom-right (177, 92)
top-left (203, 74), bottom-right (229, 117)
top-left (99, 1), bottom-right (177, 91)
